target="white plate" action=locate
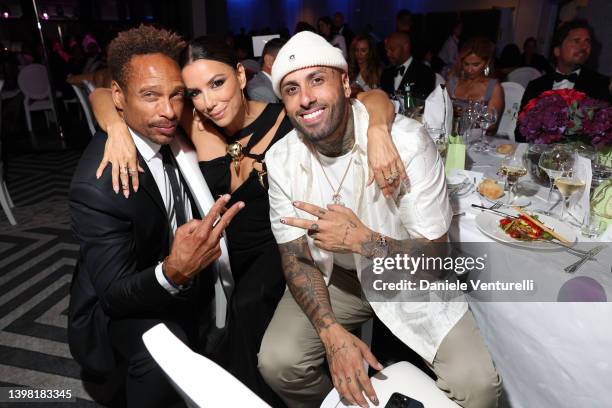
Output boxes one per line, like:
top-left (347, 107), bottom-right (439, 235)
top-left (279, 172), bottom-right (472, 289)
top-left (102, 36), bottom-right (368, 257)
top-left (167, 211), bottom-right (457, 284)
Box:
top-left (475, 211), bottom-right (578, 249)
top-left (478, 190), bottom-right (531, 207)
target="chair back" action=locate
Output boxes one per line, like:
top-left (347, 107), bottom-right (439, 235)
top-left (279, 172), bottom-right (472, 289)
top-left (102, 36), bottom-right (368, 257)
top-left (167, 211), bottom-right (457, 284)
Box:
top-left (506, 66), bottom-right (542, 88)
top-left (498, 82), bottom-right (525, 140)
top-left (142, 324), bottom-right (270, 408)
top-left (17, 64), bottom-right (51, 100)
top-left (71, 83), bottom-right (97, 136)
top-left (435, 72), bottom-right (446, 88)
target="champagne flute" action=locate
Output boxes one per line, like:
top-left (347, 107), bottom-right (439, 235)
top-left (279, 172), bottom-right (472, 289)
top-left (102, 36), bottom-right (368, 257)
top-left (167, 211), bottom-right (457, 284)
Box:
top-left (554, 165), bottom-right (586, 220)
top-left (538, 145), bottom-right (574, 202)
top-left (499, 153), bottom-right (528, 204)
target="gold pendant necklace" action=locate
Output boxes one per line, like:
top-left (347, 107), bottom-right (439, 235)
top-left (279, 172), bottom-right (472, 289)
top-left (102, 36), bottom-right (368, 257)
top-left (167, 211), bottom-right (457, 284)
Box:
top-left (226, 141), bottom-right (244, 173)
top-left (315, 153), bottom-right (353, 206)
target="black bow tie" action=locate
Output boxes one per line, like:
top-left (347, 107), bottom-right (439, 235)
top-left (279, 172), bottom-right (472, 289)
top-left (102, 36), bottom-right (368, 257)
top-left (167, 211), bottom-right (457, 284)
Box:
top-left (395, 65), bottom-right (406, 77)
top-left (553, 72), bottom-right (579, 83)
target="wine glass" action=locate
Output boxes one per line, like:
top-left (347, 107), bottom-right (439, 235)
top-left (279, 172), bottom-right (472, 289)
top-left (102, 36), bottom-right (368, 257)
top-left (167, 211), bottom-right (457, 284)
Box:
top-left (554, 165), bottom-right (586, 221)
top-left (478, 108), bottom-right (497, 152)
top-left (424, 122), bottom-right (447, 159)
top-left (499, 153), bottom-right (528, 204)
top-left (538, 145), bottom-right (575, 203)
top-left (460, 101), bottom-right (479, 146)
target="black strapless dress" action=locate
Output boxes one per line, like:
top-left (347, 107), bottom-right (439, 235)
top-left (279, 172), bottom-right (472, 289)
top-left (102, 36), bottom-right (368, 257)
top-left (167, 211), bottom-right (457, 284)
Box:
top-left (199, 104), bottom-right (292, 407)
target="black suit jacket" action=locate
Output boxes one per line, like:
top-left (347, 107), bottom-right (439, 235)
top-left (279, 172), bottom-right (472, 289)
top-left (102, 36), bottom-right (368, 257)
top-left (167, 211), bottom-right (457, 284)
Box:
top-left (380, 59), bottom-right (436, 99)
top-left (68, 132), bottom-right (213, 375)
top-left (516, 67), bottom-right (611, 141)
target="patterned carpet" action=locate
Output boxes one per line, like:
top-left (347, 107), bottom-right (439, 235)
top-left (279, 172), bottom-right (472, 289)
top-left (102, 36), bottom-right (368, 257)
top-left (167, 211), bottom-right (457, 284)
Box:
top-left (0, 150), bottom-right (105, 407)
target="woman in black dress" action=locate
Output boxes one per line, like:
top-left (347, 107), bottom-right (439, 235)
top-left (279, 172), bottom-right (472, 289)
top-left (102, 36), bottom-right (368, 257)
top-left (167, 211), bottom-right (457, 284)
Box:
top-left (90, 36), bottom-right (402, 406)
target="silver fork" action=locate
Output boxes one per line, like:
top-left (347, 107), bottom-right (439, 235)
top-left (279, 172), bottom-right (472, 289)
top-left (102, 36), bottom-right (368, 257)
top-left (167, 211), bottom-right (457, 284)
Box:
top-left (564, 245), bottom-right (605, 273)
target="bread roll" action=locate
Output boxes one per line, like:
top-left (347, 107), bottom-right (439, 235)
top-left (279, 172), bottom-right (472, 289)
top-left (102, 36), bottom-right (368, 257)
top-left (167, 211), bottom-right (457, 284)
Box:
top-left (478, 178), bottom-right (504, 200)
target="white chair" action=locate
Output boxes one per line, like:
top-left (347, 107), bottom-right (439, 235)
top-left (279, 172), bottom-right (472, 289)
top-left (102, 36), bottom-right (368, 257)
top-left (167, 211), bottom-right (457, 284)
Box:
top-left (498, 82), bottom-right (525, 141)
top-left (17, 64), bottom-right (58, 132)
top-left (142, 324), bottom-right (270, 408)
top-left (435, 72), bottom-right (446, 88)
top-left (320, 361), bottom-right (461, 408)
top-left (71, 83), bottom-right (97, 136)
top-left (506, 66), bottom-right (542, 88)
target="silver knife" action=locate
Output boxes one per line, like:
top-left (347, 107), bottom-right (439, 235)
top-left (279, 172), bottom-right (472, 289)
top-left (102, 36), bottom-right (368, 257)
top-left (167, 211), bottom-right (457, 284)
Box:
top-left (471, 204), bottom-right (519, 219)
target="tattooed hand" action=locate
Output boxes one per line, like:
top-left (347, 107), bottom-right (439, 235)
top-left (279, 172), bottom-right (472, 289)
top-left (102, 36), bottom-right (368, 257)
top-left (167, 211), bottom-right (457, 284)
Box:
top-left (321, 325), bottom-right (383, 408)
top-left (281, 201), bottom-right (373, 254)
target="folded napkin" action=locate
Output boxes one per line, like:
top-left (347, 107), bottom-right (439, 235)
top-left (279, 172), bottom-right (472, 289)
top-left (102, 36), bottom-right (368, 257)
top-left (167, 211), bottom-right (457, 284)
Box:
top-left (445, 135), bottom-right (466, 175)
top-left (424, 84), bottom-right (453, 133)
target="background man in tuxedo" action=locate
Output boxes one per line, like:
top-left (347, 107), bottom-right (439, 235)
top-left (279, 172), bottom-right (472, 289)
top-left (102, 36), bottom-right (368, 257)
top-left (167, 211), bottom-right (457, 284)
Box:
top-left (518, 20), bottom-right (611, 142)
top-left (333, 12), bottom-right (354, 49)
top-left (68, 26), bottom-right (242, 407)
top-left (380, 31), bottom-right (435, 98)
top-left (247, 38), bottom-right (286, 103)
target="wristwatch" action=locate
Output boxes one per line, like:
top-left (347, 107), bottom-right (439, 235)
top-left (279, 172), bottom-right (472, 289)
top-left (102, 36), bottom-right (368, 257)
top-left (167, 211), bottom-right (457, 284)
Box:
top-left (371, 234), bottom-right (389, 259)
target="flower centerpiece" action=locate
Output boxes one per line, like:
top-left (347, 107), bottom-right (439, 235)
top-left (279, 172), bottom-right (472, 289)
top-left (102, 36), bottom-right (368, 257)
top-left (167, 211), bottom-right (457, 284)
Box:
top-left (518, 89), bottom-right (611, 167)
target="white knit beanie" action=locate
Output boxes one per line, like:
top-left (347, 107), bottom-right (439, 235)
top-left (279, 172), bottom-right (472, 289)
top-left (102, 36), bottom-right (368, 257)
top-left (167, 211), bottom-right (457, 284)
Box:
top-left (271, 31), bottom-right (348, 98)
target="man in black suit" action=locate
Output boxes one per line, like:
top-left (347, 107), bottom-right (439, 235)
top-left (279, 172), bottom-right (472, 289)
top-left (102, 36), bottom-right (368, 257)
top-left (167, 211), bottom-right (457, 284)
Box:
top-left (380, 31), bottom-right (435, 99)
top-left (333, 12), bottom-right (354, 50)
top-left (518, 20), bottom-right (611, 141)
top-left (68, 26), bottom-right (242, 407)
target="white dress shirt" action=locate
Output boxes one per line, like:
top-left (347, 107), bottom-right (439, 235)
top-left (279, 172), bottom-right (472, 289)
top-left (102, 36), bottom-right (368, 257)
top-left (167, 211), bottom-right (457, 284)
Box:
top-left (394, 56), bottom-right (413, 91)
top-left (265, 100), bottom-right (466, 363)
top-left (552, 68), bottom-right (581, 90)
top-left (129, 128), bottom-right (193, 294)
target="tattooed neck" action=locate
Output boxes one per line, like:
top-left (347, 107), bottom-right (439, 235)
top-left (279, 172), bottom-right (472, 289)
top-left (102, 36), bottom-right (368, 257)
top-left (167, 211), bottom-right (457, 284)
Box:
top-left (313, 109), bottom-right (355, 157)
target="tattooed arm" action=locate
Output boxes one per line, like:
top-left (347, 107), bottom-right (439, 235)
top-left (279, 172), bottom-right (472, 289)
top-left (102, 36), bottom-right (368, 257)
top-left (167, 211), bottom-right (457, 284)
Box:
top-left (278, 236), bottom-right (382, 407)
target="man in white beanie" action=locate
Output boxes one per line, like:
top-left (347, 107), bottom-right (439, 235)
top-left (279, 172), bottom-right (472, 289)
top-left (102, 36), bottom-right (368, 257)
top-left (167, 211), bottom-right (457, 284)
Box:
top-left (258, 31), bottom-right (501, 408)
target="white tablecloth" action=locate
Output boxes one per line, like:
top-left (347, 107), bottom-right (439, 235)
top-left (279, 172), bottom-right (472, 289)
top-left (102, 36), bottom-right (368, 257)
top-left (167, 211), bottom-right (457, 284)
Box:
top-left (449, 142), bottom-right (612, 407)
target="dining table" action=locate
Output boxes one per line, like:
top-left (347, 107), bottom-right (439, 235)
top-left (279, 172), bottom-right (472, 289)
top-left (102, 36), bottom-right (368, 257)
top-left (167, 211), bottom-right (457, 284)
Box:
top-left (447, 137), bottom-right (612, 408)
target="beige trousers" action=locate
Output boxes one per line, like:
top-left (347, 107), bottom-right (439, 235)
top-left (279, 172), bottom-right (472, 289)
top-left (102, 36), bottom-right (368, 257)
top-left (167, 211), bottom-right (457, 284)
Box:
top-left (258, 267), bottom-right (501, 408)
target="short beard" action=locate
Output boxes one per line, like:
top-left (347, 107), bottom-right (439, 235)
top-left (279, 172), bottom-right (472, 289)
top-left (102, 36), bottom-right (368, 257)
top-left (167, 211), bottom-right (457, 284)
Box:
top-left (290, 93), bottom-right (348, 144)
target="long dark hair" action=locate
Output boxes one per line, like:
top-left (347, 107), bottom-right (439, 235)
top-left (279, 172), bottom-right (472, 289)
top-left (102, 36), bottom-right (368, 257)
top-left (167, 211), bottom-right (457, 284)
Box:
top-left (348, 35), bottom-right (382, 88)
top-left (181, 36), bottom-right (238, 69)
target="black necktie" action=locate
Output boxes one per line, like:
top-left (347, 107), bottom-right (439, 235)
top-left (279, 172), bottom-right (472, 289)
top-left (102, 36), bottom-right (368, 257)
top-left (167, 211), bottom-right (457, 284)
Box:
top-left (160, 145), bottom-right (187, 227)
top-left (395, 65), bottom-right (406, 77)
top-left (553, 72), bottom-right (578, 83)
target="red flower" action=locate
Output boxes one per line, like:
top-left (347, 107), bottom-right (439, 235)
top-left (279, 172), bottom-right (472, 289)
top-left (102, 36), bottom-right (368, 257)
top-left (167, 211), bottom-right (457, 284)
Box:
top-left (540, 89), bottom-right (586, 106)
top-left (519, 89), bottom-right (587, 120)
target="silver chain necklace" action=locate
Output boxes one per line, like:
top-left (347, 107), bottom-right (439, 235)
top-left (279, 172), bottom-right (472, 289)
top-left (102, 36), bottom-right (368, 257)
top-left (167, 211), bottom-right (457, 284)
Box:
top-left (315, 152), bottom-right (353, 206)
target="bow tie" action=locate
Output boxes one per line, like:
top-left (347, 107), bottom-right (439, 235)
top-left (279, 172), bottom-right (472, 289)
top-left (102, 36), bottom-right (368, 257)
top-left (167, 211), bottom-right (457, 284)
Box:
top-left (395, 65), bottom-right (406, 77)
top-left (553, 72), bottom-right (579, 83)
